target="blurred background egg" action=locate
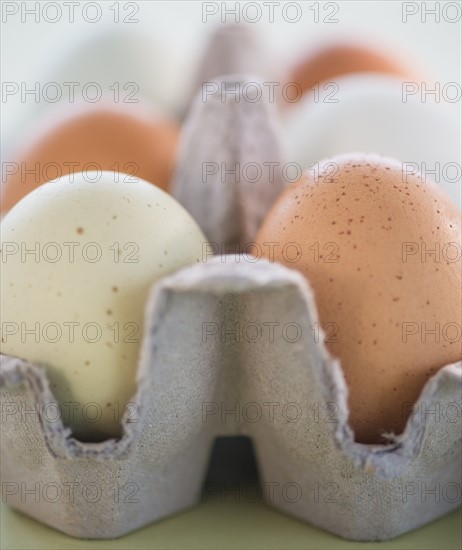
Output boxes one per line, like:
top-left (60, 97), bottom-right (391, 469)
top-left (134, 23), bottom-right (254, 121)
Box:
top-left (1, 104), bottom-right (179, 214)
top-left (284, 74), bottom-right (461, 209)
top-left (46, 30), bottom-right (183, 116)
top-left (2, 28), bottom-right (185, 155)
top-left (255, 154), bottom-right (462, 444)
top-left (287, 40), bottom-right (416, 100)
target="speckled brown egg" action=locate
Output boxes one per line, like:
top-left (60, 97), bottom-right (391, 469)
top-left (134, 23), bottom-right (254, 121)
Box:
top-left (1, 105), bottom-right (179, 214)
top-left (289, 41), bottom-right (415, 98)
top-left (255, 154), bottom-right (461, 443)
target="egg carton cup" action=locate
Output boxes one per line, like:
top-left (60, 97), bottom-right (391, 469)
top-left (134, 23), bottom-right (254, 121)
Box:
top-left (1, 74), bottom-right (461, 542)
top-left (1, 257), bottom-right (461, 540)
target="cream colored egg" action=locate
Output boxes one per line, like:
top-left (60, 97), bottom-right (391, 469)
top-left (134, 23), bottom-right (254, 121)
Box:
top-left (0, 172), bottom-right (206, 441)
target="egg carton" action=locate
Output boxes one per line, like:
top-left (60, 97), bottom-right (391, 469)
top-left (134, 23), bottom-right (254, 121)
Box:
top-left (1, 73), bottom-right (461, 542)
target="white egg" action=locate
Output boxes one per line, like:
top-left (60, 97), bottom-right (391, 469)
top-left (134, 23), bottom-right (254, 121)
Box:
top-left (0, 172), bottom-right (206, 441)
top-left (283, 74), bottom-right (461, 208)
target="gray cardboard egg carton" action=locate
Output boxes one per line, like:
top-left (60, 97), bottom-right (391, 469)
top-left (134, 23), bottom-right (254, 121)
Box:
top-left (1, 25), bottom-right (461, 542)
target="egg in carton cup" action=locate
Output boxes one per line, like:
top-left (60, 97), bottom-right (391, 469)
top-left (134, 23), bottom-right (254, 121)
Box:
top-left (1, 72), bottom-right (461, 541)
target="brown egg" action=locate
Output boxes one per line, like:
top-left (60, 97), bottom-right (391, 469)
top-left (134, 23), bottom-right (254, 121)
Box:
top-left (289, 42), bottom-right (415, 99)
top-left (255, 154), bottom-right (461, 444)
top-left (1, 105), bottom-right (179, 214)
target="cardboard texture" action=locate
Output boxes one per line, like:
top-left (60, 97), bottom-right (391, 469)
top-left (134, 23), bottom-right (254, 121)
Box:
top-left (172, 74), bottom-right (285, 248)
top-left (1, 70), bottom-right (461, 541)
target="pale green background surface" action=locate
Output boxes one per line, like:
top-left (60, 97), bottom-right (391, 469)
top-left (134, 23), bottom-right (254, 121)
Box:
top-left (1, 499), bottom-right (461, 550)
